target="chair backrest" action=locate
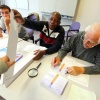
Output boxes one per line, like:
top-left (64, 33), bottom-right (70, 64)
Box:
top-left (65, 21), bottom-right (80, 41)
top-left (26, 12), bottom-right (40, 38)
top-left (69, 21), bottom-right (80, 33)
top-left (27, 12), bottom-right (40, 21)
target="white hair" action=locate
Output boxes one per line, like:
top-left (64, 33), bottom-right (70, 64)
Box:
top-left (85, 22), bottom-right (100, 44)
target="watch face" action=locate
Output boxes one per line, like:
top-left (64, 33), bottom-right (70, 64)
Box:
top-left (0, 95), bottom-right (6, 100)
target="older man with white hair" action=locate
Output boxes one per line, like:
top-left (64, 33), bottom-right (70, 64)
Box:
top-left (51, 22), bottom-right (100, 75)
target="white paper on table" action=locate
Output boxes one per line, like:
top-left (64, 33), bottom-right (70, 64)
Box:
top-left (68, 74), bottom-right (89, 87)
top-left (58, 56), bottom-right (94, 87)
top-left (0, 38), bottom-right (8, 48)
top-left (68, 84), bottom-right (96, 100)
top-left (41, 70), bottom-right (68, 95)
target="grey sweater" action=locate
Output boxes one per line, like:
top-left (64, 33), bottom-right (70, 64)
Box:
top-left (0, 60), bottom-right (8, 75)
top-left (57, 31), bottom-right (100, 74)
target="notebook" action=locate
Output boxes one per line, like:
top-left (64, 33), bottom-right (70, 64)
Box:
top-left (41, 70), bottom-right (68, 95)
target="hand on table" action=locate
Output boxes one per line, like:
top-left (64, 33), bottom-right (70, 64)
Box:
top-left (67, 66), bottom-right (85, 76)
top-left (33, 50), bottom-right (46, 60)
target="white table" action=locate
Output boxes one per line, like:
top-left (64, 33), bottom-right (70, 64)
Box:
top-left (0, 53), bottom-right (100, 100)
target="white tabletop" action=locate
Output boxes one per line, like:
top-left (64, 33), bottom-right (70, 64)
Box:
top-left (0, 53), bottom-right (100, 100)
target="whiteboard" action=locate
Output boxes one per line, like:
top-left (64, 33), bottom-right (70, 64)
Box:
top-left (39, 0), bottom-right (78, 17)
top-left (16, 0), bottom-right (28, 10)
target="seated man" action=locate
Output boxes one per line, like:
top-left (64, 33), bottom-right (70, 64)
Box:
top-left (0, 5), bottom-right (28, 38)
top-left (14, 10), bottom-right (65, 60)
top-left (0, 56), bottom-right (15, 74)
top-left (51, 23), bottom-right (100, 75)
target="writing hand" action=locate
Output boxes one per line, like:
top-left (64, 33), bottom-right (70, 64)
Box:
top-left (51, 57), bottom-right (61, 67)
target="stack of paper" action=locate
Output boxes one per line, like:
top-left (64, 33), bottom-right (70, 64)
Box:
top-left (41, 70), bottom-right (68, 95)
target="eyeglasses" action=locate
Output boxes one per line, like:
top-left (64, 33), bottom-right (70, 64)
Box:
top-left (81, 34), bottom-right (98, 47)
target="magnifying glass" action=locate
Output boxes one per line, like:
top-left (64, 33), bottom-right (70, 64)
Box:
top-left (28, 62), bottom-right (41, 78)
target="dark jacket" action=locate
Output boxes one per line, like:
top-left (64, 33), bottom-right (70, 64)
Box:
top-left (23, 18), bottom-right (65, 54)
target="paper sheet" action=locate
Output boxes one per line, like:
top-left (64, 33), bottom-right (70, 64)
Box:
top-left (58, 56), bottom-right (93, 87)
top-left (0, 10), bottom-right (19, 86)
top-left (68, 84), bottom-right (96, 100)
top-left (68, 74), bottom-right (89, 87)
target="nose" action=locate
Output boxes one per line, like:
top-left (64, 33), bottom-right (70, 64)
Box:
top-left (50, 19), bottom-right (55, 24)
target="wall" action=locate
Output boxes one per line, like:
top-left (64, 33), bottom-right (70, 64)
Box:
top-left (4, 0), bottom-right (100, 31)
top-left (5, 0), bottom-right (40, 17)
top-left (75, 0), bottom-right (100, 30)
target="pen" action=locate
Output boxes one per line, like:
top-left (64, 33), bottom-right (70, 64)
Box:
top-left (51, 74), bottom-right (59, 84)
top-left (15, 54), bottom-right (23, 62)
top-left (59, 63), bottom-right (65, 71)
top-left (36, 62), bottom-right (41, 69)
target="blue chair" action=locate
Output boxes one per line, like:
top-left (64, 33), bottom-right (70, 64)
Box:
top-left (25, 12), bottom-right (40, 43)
top-left (62, 21), bottom-right (80, 41)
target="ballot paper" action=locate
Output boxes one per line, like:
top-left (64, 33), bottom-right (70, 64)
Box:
top-left (57, 56), bottom-right (94, 87)
top-left (68, 84), bottom-right (96, 100)
top-left (0, 10), bottom-right (19, 87)
top-left (41, 70), bottom-right (68, 95)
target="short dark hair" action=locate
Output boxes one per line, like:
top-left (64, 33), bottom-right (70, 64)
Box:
top-left (0, 5), bottom-right (11, 12)
top-left (52, 11), bottom-right (61, 21)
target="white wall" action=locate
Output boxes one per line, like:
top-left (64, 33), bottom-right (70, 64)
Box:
top-left (4, 0), bottom-right (100, 31)
top-left (75, 0), bottom-right (100, 30)
top-left (5, 0), bottom-right (40, 17)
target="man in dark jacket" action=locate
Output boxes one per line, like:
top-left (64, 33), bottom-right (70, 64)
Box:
top-left (14, 10), bottom-right (65, 60)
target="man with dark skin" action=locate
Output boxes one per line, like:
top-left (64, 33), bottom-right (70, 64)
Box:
top-left (13, 10), bottom-right (65, 60)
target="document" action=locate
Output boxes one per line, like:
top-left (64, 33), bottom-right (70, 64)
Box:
top-left (68, 84), bottom-right (96, 100)
top-left (41, 70), bottom-right (68, 95)
top-left (0, 47), bottom-right (23, 62)
top-left (0, 10), bottom-right (19, 87)
top-left (57, 56), bottom-right (93, 87)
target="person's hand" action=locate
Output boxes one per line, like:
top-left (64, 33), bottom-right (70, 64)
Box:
top-left (51, 57), bottom-right (61, 67)
top-left (3, 15), bottom-right (10, 25)
top-left (33, 50), bottom-right (46, 60)
top-left (12, 9), bottom-right (25, 24)
top-left (0, 33), bottom-right (3, 37)
top-left (0, 55), bottom-right (15, 68)
top-left (67, 66), bottom-right (85, 76)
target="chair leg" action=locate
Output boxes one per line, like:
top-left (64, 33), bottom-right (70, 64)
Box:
top-left (66, 32), bottom-right (69, 41)
top-left (30, 36), bottom-right (34, 43)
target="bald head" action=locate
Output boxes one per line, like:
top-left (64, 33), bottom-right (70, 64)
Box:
top-left (51, 12), bottom-right (61, 21)
top-left (85, 23), bottom-right (100, 44)
top-left (49, 11), bottom-right (61, 30)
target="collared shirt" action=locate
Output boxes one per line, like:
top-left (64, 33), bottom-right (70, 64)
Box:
top-left (57, 31), bottom-right (100, 74)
